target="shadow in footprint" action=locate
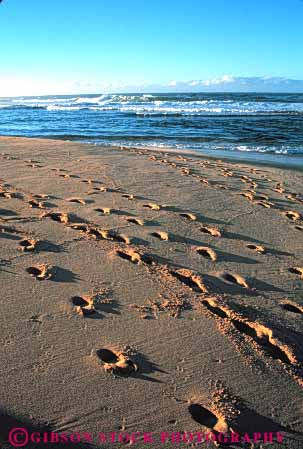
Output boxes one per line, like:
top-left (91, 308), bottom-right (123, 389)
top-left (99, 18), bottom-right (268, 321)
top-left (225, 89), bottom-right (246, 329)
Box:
top-left (36, 241), bottom-right (64, 253)
top-left (131, 237), bottom-right (150, 247)
top-left (231, 402), bottom-right (302, 444)
top-left (163, 205), bottom-right (186, 213)
top-left (141, 252), bottom-right (189, 270)
top-left (96, 300), bottom-right (120, 317)
top-left (0, 209), bottom-right (18, 217)
top-left (216, 250), bottom-right (259, 265)
top-left (106, 187), bottom-right (122, 193)
top-left (169, 233), bottom-right (204, 246)
top-left (131, 351), bottom-right (167, 383)
top-left (72, 295), bottom-right (120, 320)
top-left (0, 259), bottom-right (14, 273)
top-left (132, 194), bottom-right (153, 201)
top-left (42, 201), bottom-right (58, 208)
top-left (0, 232), bottom-right (21, 241)
top-left (248, 277), bottom-right (286, 293)
top-left (188, 403), bottom-right (219, 429)
top-left (52, 267), bottom-right (79, 283)
top-left (96, 348), bottom-right (166, 383)
top-left (204, 275), bottom-right (258, 296)
top-left (196, 214), bottom-right (228, 225)
top-left (144, 219), bottom-right (162, 227)
top-left (206, 274), bottom-right (286, 295)
top-left (281, 303), bottom-right (303, 314)
top-left (68, 213), bottom-right (89, 224)
top-left (230, 302), bottom-right (303, 359)
top-left (267, 248), bottom-right (293, 257)
top-left (112, 209), bottom-right (135, 217)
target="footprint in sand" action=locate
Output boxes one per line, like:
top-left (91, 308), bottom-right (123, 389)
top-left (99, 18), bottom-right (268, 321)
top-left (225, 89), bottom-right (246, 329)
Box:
top-left (151, 231), bottom-right (169, 241)
top-left (283, 210), bottom-right (301, 221)
top-left (68, 223), bottom-right (89, 232)
top-left (71, 296), bottom-right (97, 316)
top-left (86, 227), bottom-right (110, 240)
top-left (232, 320), bottom-right (295, 365)
top-left (239, 192), bottom-right (254, 201)
top-left (222, 272), bottom-right (249, 288)
top-left (255, 200), bottom-right (272, 208)
top-left (222, 171), bottom-right (233, 178)
top-left (289, 267), bottom-right (303, 279)
top-left (26, 264), bottom-right (54, 280)
top-left (246, 244), bottom-right (266, 254)
top-left (51, 168), bottom-right (65, 172)
top-left (108, 231), bottom-right (131, 244)
top-left (181, 167), bottom-right (190, 175)
top-left (275, 187), bottom-right (285, 194)
top-left (66, 198), bottom-right (87, 205)
top-left (32, 194), bottom-right (50, 200)
top-left (28, 199), bottom-right (45, 209)
top-left (96, 348), bottom-right (138, 376)
top-left (258, 194), bottom-right (269, 201)
top-left (171, 269), bottom-right (208, 293)
top-left (116, 249), bottom-right (141, 264)
top-left (19, 238), bottom-right (38, 251)
top-left (0, 224), bottom-right (19, 235)
top-left (188, 403), bottom-right (228, 432)
top-left (196, 246), bottom-right (217, 261)
top-left (95, 207), bottom-right (111, 215)
top-left (127, 217), bottom-right (144, 226)
top-left (0, 190), bottom-right (15, 199)
top-left (26, 163), bottom-right (40, 169)
top-left (200, 226), bottom-right (221, 237)
top-left (143, 203), bottom-right (161, 210)
top-left (280, 302), bottom-right (303, 315)
top-left (86, 228), bottom-right (130, 244)
top-left (180, 213), bottom-right (197, 221)
top-left (240, 175), bottom-right (250, 182)
top-left (202, 298), bottom-right (295, 366)
top-left (286, 194), bottom-right (297, 202)
top-left (42, 211), bottom-right (69, 224)
top-left (93, 186), bottom-right (107, 192)
top-left (122, 194), bottom-right (134, 200)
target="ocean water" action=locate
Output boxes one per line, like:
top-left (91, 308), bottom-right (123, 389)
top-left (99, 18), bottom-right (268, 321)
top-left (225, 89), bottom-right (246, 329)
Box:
top-left (0, 92), bottom-right (303, 164)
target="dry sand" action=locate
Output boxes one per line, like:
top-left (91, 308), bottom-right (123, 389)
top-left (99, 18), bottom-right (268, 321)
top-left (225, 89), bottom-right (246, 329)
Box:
top-left (0, 136), bottom-right (303, 448)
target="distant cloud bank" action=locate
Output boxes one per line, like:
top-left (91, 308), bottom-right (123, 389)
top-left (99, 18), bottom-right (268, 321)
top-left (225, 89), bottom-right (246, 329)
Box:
top-left (1, 75), bottom-right (303, 97)
top-left (156, 76), bottom-right (303, 93)
top-left (73, 76), bottom-right (303, 93)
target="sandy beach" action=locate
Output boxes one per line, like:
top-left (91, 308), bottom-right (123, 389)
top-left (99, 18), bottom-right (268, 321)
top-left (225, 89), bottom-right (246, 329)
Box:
top-left (0, 136), bottom-right (303, 448)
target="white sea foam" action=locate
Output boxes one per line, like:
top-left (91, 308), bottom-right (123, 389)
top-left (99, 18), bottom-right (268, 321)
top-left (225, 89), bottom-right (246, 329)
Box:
top-left (1, 94), bottom-right (303, 115)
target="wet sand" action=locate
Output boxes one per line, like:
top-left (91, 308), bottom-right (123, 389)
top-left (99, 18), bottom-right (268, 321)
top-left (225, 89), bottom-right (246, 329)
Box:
top-left (0, 136), bottom-right (303, 449)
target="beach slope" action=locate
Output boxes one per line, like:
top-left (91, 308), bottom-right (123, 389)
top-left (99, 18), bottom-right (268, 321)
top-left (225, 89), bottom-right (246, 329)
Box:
top-left (0, 137), bottom-right (303, 448)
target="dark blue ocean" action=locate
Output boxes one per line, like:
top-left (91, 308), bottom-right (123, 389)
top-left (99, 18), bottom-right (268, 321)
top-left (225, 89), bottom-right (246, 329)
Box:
top-left (1, 92), bottom-right (303, 164)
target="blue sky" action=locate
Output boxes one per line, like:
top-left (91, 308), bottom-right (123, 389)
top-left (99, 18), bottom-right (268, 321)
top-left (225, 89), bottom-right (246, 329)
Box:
top-left (0, 0), bottom-right (303, 95)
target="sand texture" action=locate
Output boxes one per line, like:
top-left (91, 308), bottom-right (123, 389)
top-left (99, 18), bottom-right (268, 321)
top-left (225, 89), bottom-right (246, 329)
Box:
top-left (0, 136), bottom-right (303, 448)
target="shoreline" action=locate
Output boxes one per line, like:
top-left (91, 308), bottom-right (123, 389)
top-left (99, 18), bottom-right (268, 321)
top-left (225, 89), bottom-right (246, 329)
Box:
top-left (1, 135), bottom-right (303, 448)
top-left (1, 135), bottom-right (303, 172)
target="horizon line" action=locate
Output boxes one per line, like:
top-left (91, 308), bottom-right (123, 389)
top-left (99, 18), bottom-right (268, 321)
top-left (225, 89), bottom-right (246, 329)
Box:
top-left (2, 90), bottom-right (303, 99)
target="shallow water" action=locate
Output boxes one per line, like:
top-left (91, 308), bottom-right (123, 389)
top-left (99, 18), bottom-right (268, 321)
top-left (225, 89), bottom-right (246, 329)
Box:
top-left (1, 92), bottom-right (303, 165)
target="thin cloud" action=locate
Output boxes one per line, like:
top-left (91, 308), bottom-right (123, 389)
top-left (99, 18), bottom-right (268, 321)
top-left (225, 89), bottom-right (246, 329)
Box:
top-left (1, 76), bottom-right (303, 97)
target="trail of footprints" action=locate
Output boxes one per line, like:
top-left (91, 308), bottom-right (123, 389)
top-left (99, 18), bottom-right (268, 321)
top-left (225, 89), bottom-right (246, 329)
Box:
top-left (2, 159), bottom-right (302, 308)
top-left (201, 297), bottom-right (296, 367)
top-left (1, 150), bottom-right (303, 425)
